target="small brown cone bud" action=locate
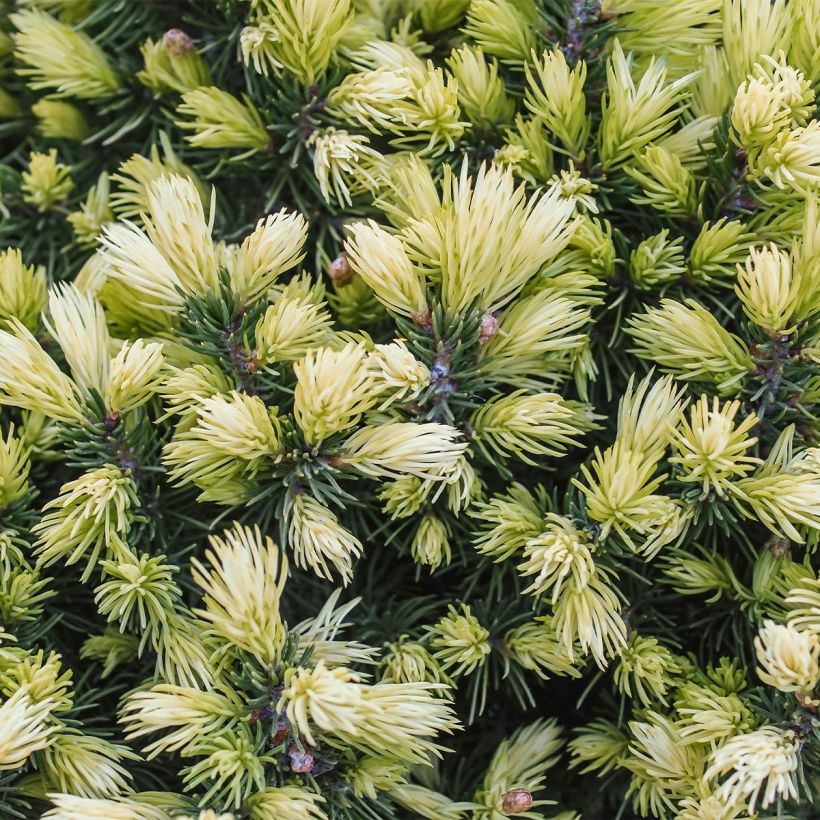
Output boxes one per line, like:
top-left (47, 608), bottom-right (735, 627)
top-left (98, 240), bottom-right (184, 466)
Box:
top-left (271, 714), bottom-right (290, 744)
top-left (163, 28), bottom-right (196, 56)
top-left (501, 788), bottom-right (533, 814)
top-left (411, 307), bottom-right (432, 328)
top-left (329, 252), bottom-right (353, 286)
top-left (288, 745), bottom-right (314, 773)
top-left (479, 312), bottom-right (498, 344)
top-left (248, 706), bottom-right (273, 722)
top-left (765, 535), bottom-right (791, 558)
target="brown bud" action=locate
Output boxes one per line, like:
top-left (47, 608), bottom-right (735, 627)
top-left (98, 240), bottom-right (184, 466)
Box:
top-left (329, 252), bottom-right (353, 286)
top-left (411, 307), bottom-right (432, 328)
top-left (248, 706), bottom-right (273, 722)
top-left (288, 745), bottom-right (315, 773)
top-left (765, 535), bottom-right (791, 558)
top-left (103, 411), bottom-right (122, 434)
top-left (765, 328), bottom-right (789, 343)
top-left (478, 312), bottom-right (499, 344)
top-left (163, 28), bottom-right (196, 56)
top-left (271, 714), bottom-right (290, 744)
top-left (243, 351), bottom-right (260, 375)
top-left (501, 788), bottom-right (533, 814)
top-left (796, 691), bottom-right (820, 711)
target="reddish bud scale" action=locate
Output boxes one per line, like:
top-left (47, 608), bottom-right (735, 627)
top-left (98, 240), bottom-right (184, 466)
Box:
top-left (163, 28), bottom-right (195, 56)
top-left (271, 714), bottom-right (290, 745)
top-left (479, 312), bottom-right (499, 343)
top-left (329, 253), bottom-right (353, 286)
top-left (501, 788), bottom-right (533, 814)
top-left (288, 745), bottom-right (315, 773)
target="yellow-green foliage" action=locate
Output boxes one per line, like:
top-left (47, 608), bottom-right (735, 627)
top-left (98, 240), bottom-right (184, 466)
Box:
top-left (0, 0), bottom-right (818, 818)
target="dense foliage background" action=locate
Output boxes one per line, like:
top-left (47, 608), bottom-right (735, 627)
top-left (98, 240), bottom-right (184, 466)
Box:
top-left (0, 0), bottom-right (819, 818)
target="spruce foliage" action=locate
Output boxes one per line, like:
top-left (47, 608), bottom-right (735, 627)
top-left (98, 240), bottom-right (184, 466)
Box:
top-left (0, 0), bottom-right (819, 818)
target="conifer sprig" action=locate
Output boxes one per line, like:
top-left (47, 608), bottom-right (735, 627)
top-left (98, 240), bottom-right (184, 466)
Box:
top-left (0, 0), bottom-right (820, 817)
